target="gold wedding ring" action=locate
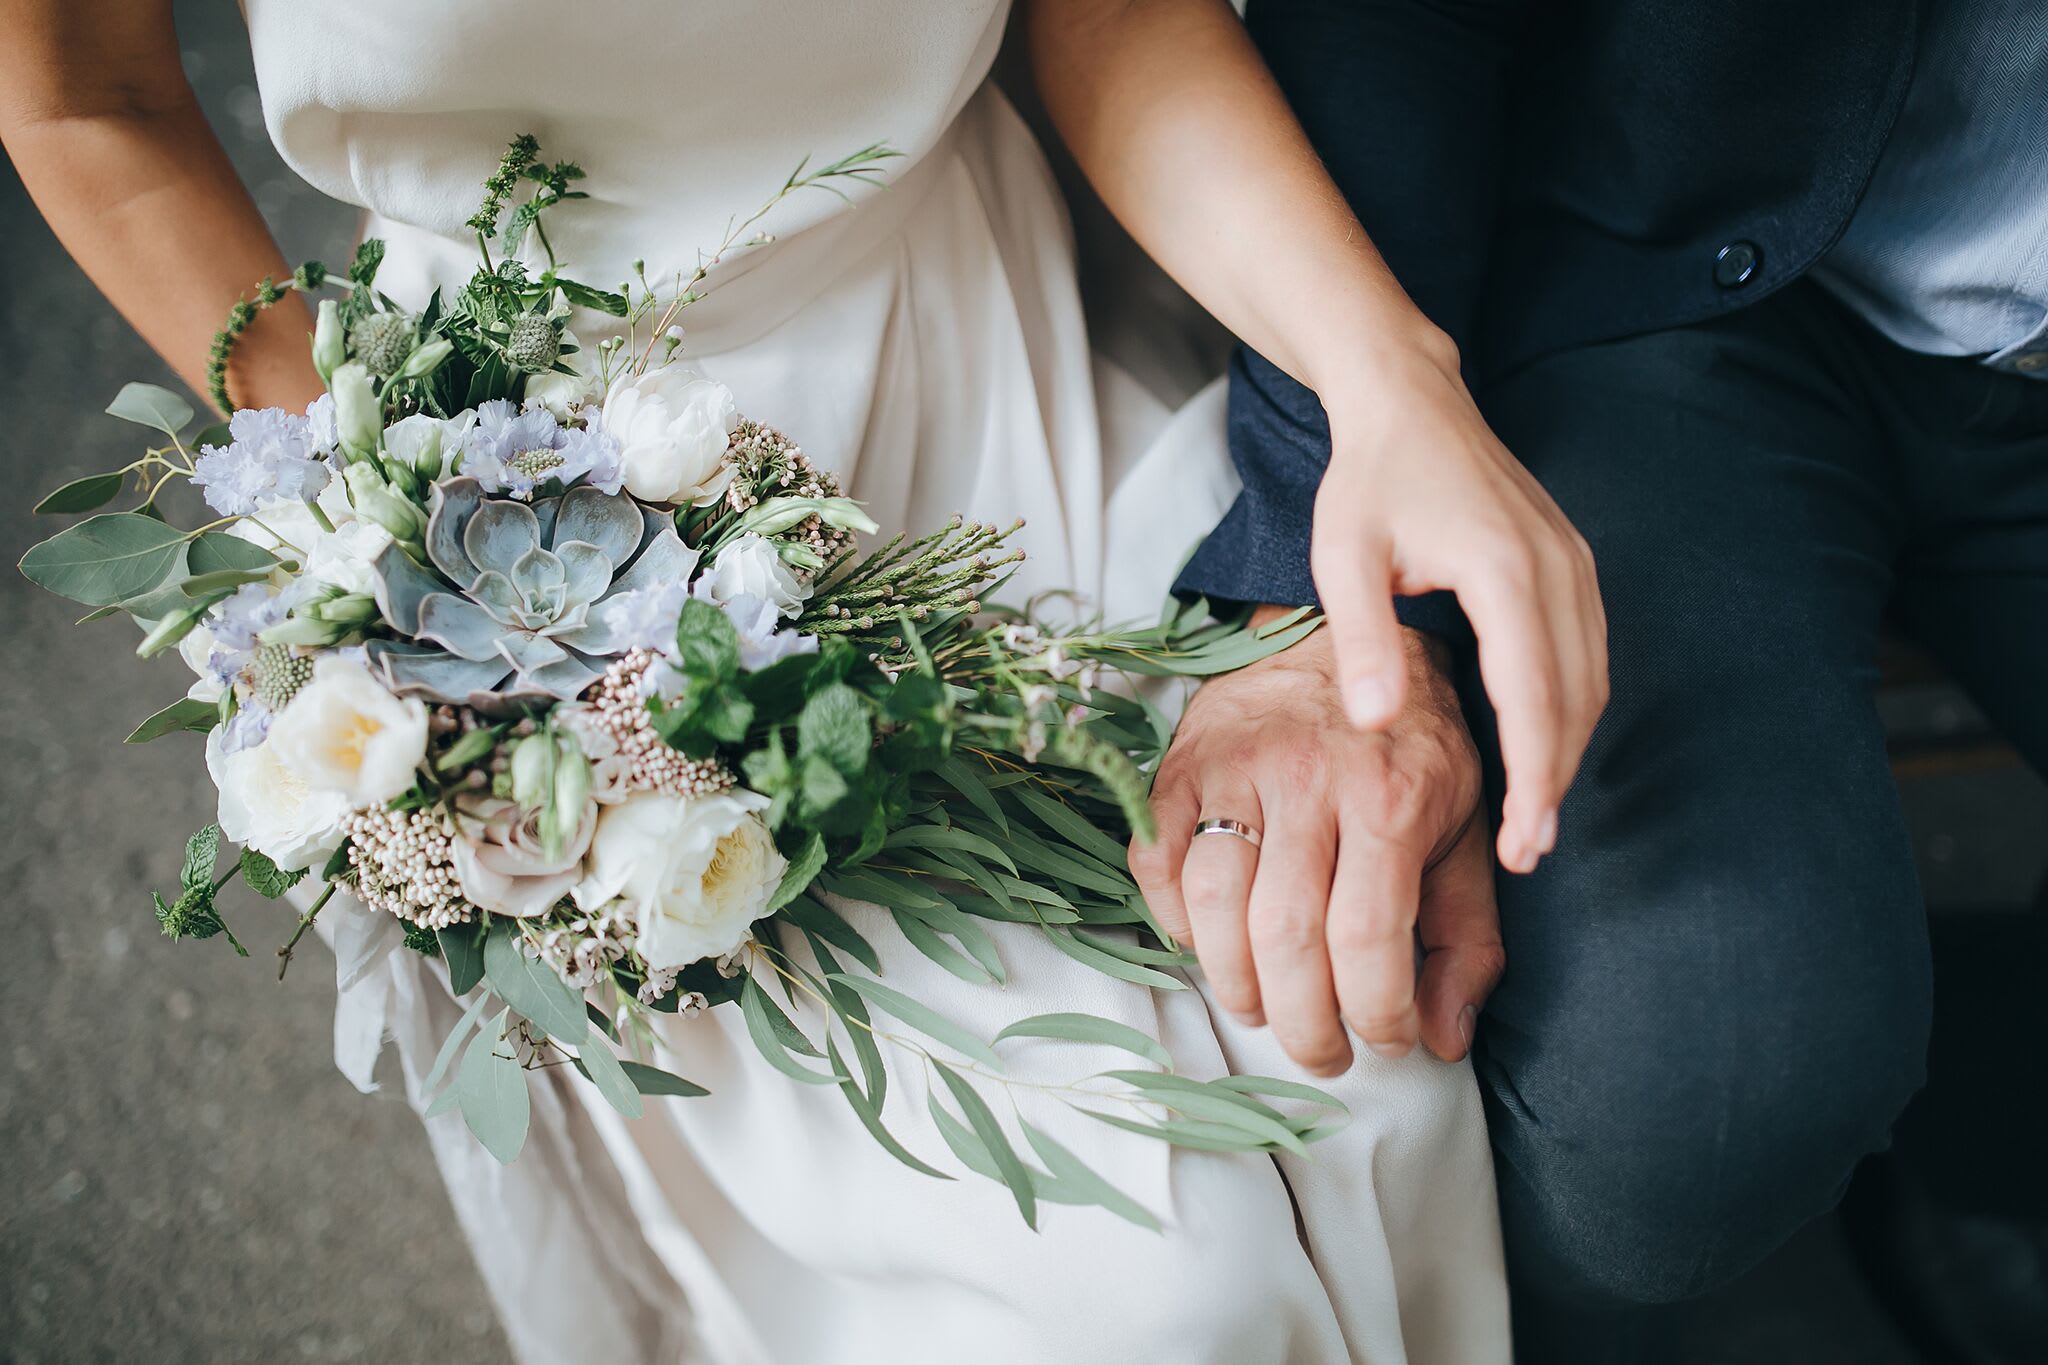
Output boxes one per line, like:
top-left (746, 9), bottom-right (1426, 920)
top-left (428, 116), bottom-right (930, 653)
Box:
top-left (1193, 818), bottom-right (1262, 850)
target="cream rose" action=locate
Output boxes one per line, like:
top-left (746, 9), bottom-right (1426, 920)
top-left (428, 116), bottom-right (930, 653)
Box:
top-left (574, 789), bottom-right (786, 970)
top-left (601, 365), bottom-right (738, 506)
top-left (700, 533), bottom-right (808, 619)
top-left (449, 796), bottom-right (597, 918)
top-left (205, 730), bottom-right (351, 872)
top-left (266, 657), bottom-right (429, 806)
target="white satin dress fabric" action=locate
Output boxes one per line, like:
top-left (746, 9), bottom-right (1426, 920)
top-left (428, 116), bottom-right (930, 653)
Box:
top-left (245, 2), bottom-right (1512, 1361)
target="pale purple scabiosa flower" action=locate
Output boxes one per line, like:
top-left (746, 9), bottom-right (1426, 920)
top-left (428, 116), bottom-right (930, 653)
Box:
top-left (191, 408), bottom-right (332, 517)
top-left (460, 399), bottom-right (624, 499)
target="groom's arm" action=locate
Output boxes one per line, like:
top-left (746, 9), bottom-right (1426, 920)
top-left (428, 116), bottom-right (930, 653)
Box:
top-left (1177, 0), bottom-right (1534, 624)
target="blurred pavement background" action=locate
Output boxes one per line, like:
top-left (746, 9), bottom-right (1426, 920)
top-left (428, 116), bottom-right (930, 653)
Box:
top-left (2, 5), bottom-right (2041, 1363)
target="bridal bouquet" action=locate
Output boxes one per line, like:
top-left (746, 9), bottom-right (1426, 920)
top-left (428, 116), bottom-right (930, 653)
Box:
top-left (20, 138), bottom-right (1334, 1229)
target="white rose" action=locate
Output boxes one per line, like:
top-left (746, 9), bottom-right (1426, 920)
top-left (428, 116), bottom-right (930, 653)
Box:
top-left (574, 789), bottom-right (786, 971)
top-left (179, 623), bottom-right (225, 703)
top-left (382, 411), bottom-right (476, 476)
top-left (265, 657), bottom-right (429, 806)
top-left (601, 365), bottom-right (739, 506)
top-left (701, 533), bottom-right (808, 619)
top-left (205, 730), bottom-right (351, 872)
top-left (449, 796), bottom-right (597, 918)
top-left (522, 330), bottom-right (602, 420)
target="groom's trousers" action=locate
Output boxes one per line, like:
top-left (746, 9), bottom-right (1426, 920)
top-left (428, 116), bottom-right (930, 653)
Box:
top-left (1458, 279), bottom-right (2048, 1359)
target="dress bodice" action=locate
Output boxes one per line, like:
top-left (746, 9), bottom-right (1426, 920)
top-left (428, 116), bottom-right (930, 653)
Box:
top-left (245, 0), bottom-right (1009, 291)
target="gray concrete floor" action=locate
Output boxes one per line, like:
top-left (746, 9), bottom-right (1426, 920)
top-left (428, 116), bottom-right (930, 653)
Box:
top-left (3, 6), bottom-right (2041, 1364)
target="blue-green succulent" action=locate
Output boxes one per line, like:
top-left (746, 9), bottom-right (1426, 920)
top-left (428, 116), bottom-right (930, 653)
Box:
top-left (365, 476), bottom-right (698, 709)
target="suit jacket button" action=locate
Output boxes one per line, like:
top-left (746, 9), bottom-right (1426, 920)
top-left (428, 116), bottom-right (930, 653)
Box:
top-left (1714, 240), bottom-right (1761, 288)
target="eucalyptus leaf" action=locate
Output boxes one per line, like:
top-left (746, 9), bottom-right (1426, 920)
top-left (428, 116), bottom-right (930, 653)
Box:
top-left (124, 698), bottom-right (217, 744)
top-left (482, 923), bottom-right (587, 1040)
top-left (619, 1060), bottom-right (709, 1098)
top-left (826, 973), bottom-right (1001, 1070)
top-left (884, 824), bottom-right (1018, 876)
top-left (779, 895), bottom-right (882, 973)
top-left (1040, 926), bottom-right (1186, 991)
top-left (1211, 1074), bottom-right (1348, 1113)
top-left (995, 1012), bottom-right (1173, 1068)
top-left (891, 908), bottom-right (994, 985)
top-left (105, 382), bottom-right (194, 436)
top-left (933, 756), bottom-right (1008, 834)
top-left (456, 1020), bottom-right (530, 1163)
top-left (739, 976), bottom-right (839, 1085)
top-left (439, 921), bottom-right (486, 995)
top-left (571, 1039), bottom-right (644, 1119)
top-left (33, 472), bottom-right (125, 516)
top-left (423, 993), bottom-right (494, 1101)
top-left (932, 1062), bottom-right (1035, 1228)
top-left (1022, 1121), bottom-right (1162, 1232)
top-left (1012, 786), bottom-right (1133, 872)
top-left (18, 513), bottom-right (186, 607)
top-left (826, 1035), bottom-right (949, 1179)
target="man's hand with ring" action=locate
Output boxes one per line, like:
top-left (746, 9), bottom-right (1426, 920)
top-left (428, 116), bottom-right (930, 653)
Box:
top-left (1129, 616), bottom-right (1505, 1074)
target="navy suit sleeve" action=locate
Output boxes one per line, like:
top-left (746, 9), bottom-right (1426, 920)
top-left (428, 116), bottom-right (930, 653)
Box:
top-left (1175, 0), bottom-right (1533, 642)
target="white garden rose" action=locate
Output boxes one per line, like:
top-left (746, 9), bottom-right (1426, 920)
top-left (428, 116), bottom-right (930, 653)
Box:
top-left (265, 657), bottom-right (429, 806)
top-left (204, 729), bottom-right (351, 872)
top-left (574, 788), bottom-right (786, 971)
top-left (701, 533), bottom-right (808, 619)
top-left (601, 365), bottom-right (739, 506)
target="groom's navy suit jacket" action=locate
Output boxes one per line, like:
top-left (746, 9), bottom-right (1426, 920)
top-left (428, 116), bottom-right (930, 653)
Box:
top-left (1176, 0), bottom-right (1921, 616)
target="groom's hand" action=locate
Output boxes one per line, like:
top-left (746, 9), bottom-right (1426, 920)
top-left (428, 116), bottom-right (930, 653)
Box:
top-left (1130, 619), bottom-right (1504, 1073)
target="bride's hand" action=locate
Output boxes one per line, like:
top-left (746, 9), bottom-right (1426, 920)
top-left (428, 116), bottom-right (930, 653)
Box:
top-left (1314, 335), bottom-right (1608, 874)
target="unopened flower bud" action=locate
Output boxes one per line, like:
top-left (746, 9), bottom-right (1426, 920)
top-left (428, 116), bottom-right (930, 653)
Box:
top-left (331, 362), bottom-right (382, 458)
top-left (135, 599), bottom-right (212, 658)
top-left (342, 461), bottom-right (425, 546)
top-left (311, 299), bottom-right (345, 383)
top-left (395, 338), bottom-right (453, 382)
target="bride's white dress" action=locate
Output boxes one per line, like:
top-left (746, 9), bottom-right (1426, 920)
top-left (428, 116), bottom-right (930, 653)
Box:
top-left (245, 2), bottom-right (1511, 1362)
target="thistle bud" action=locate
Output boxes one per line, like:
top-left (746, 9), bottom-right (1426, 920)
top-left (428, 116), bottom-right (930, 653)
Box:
top-left (331, 362), bottom-right (382, 459)
top-left (311, 299), bottom-right (346, 383)
top-left (342, 461), bottom-right (425, 547)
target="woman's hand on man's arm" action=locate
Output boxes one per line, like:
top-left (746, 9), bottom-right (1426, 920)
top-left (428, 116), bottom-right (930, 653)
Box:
top-left (1023, 0), bottom-right (1605, 874)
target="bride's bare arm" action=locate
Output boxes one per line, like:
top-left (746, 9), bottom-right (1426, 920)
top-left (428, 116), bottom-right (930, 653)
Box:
top-left (0, 0), bottom-right (322, 412)
top-left (1028, 0), bottom-right (1605, 1066)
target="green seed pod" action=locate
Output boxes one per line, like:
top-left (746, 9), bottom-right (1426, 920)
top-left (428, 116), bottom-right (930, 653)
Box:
top-left (504, 314), bottom-right (561, 373)
top-left (350, 311), bottom-right (416, 378)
